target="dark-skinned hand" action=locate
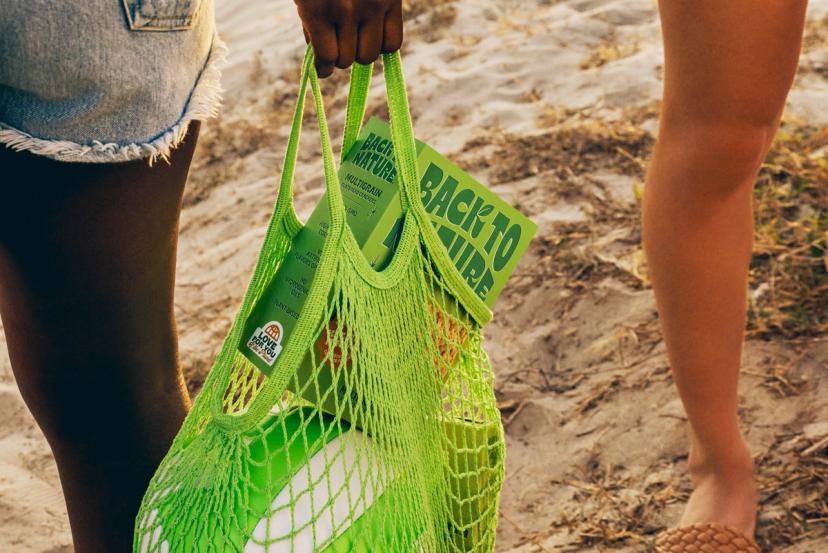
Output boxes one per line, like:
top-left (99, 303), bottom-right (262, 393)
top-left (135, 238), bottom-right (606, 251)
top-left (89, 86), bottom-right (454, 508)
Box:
top-left (294, 0), bottom-right (403, 77)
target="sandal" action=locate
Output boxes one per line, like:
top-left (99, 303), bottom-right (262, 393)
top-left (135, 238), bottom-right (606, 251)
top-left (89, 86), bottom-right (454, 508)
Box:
top-left (655, 521), bottom-right (761, 552)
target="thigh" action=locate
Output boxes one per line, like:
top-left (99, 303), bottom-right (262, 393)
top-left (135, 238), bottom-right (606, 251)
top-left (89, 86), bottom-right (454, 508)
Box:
top-left (0, 122), bottom-right (199, 442)
top-left (658, 0), bottom-right (808, 129)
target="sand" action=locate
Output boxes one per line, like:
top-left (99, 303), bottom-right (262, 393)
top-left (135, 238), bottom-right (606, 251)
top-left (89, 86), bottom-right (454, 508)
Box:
top-left (2, 0), bottom-right (828, 551)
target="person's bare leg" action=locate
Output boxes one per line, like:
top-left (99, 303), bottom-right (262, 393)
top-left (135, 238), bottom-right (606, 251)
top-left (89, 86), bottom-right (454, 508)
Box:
top-left (643, 1), bottom-right (807, 537)
top-left (0, 121), bottom-right (200, 552)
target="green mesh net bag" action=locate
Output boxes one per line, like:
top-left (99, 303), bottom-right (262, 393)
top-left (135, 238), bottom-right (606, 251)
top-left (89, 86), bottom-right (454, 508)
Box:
top-left (134, 48), bottom-right (505, 553)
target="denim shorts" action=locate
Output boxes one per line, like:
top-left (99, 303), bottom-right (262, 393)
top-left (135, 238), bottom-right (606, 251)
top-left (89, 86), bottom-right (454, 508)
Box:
top-left (0, 0), bottom-right (226, 163)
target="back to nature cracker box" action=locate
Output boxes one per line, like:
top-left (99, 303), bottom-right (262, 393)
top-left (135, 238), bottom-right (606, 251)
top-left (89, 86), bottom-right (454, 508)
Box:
top-left (240, 117), bottom-right (537, 421)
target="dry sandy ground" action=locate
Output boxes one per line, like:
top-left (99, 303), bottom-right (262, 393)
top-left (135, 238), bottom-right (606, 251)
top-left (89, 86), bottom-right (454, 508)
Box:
top-left (2, 0), bottom-right (828, 551)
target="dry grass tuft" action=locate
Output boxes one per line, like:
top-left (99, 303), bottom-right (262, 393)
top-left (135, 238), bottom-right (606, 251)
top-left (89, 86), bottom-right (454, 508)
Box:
top-left (580, 31), bottom-right (641, 71)
top-left (754, 429), bottom-right (828, 550)
top-left (461, 118), bottom-right (653, 186)
top-left (541, 456), bottom-right (665, 550)
top-left (749, 123), bottom-right (828, 338)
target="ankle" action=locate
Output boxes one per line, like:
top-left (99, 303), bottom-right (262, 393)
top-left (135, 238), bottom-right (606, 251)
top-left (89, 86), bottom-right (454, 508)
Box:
top-left (687, 435), bottom-right (755, 483)
top-left (681, 437), bottom-right (758, 537)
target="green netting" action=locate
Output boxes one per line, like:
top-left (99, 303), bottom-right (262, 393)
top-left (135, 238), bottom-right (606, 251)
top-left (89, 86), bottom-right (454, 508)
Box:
top-left (134, 48), bottom-right (505, 553)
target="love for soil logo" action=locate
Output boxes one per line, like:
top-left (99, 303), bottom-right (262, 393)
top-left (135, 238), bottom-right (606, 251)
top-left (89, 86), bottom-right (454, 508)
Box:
top-left (246, 321), bottom-right (284, 366)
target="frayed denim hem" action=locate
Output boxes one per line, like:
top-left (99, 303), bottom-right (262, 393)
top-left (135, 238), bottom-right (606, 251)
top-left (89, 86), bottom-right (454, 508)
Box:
top-left (0, 32), bottom-right (228, 165)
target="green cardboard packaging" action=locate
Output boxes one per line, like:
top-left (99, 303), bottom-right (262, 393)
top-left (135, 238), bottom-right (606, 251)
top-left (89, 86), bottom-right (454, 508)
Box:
top-left (240, 117), bottom-right (537, 417)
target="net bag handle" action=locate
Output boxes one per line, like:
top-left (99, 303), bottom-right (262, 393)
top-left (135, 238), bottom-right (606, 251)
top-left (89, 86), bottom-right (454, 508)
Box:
top-left (340, 54), bottom-right (492, 325)
top-left (211, 48), bottom-right (351, 431)
top-left (382, 53), bottom-right (492, 325)
top-left (271, 47), bottom-right (346, 239)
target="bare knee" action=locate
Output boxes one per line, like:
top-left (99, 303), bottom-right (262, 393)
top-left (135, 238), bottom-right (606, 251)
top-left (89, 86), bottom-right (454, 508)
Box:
top-left (653, 119), bottom-right (777, 199)
top-left (13, 343), bottom-right (185, 451)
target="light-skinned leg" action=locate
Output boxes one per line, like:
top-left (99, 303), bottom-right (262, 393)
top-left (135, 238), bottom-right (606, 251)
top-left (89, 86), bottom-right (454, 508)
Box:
top-left (644, 0), bottom-right (808, 538)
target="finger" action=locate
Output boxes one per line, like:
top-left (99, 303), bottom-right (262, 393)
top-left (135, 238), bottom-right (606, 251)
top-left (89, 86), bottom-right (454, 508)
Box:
top-left (356, 16), bottom-right (383, 65)
top-left (382, 4), bottom-right (403, 53)
top-left (304, 19), bottom-right (338, 77)
top-left (335, 19), bottom-right (357, 69)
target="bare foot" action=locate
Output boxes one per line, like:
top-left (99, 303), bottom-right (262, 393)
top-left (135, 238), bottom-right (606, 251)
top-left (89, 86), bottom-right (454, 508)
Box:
top-left (681, 437), bottom-right (758, 539)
